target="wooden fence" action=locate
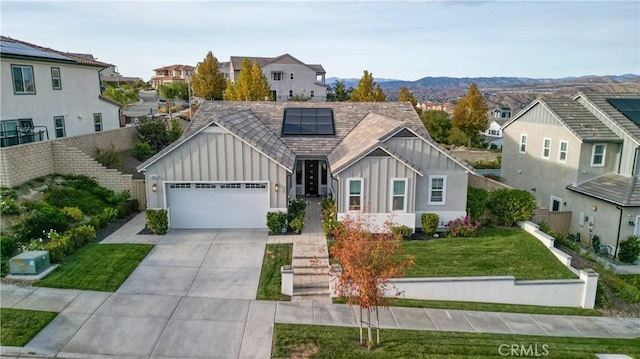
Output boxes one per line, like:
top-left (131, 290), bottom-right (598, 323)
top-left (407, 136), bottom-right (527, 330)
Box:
top-left (532, 208), bottom-right (572, 233)
top-left (131, 179), bottom-right (147, 210)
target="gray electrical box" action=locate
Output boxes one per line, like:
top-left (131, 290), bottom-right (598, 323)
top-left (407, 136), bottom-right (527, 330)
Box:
top-left (9, 251), bottom-right (51, 275)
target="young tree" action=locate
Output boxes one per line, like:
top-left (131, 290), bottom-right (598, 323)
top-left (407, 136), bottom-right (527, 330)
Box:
top-left (330, 215), bottom-right (414, 349)
top-left (451, 83), bottom-right (489, 140)
top-left (350, 70), bottom-right (386, 102)
top-left (157, 83), bottom-right (182, 120)
top-left (191, 51), bottom-right (227, 100)
top-left (421, 110), bottom-right (451, 144)
top-left (224, 58), bottom-right (271, 101)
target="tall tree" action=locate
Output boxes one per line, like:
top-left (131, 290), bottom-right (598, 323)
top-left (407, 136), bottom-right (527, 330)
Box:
top-left (191, 51), bottom-right (227, 100)
top-left (328, 80), bottom-right (352, 101)
top-left (224, 58), bottom-right (271, 101)
top-left (398, 85), bottom-right (420, 115)
top-left (421, 110), bottom-right (451, 144)
top-left (157, 83), bottom-right (182, 120)
top-left (350, 70), bottom-right (386, 102)
top-left (330, 215), bottom-right (414, 349)
top-left (451, 83), bottom-right (489, 139)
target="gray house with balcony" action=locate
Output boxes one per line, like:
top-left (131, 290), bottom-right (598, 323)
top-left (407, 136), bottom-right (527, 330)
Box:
top-left (501, 90), bottom-right (640, 257)
top-left (137, 101), bottom-right (470, 231)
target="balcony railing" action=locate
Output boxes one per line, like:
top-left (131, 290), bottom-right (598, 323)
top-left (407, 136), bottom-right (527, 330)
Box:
top-left (0, 128), bottom-right (48, 147)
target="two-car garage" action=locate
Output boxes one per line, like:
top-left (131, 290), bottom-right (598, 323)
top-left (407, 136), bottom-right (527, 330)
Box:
top-left (166, 182), bottom-right (269, 229)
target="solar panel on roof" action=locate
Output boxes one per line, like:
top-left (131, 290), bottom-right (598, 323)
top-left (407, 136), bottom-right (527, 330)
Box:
top-left (607, 98), bottom-right (640, 126)
top-left (282, 108), bottom-right (335, 135)
top-left (0, 41), bottom-right (71, 61)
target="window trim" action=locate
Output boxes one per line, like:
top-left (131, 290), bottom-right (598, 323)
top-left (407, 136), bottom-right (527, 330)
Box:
top-left (290, 73), bottom-right (294, 80)
top-left (93, 113), bottom-right (103, 132)
top-left (428, 175), bottom-right (447, 205)
top-left (51, 67), bottom-right (62, 90)
top-left (541, 137), bottom-right (551, 159)
top-left (11, 64), bottom-right (36, 94)
top-left (558, 140), bottom-right (568, 163)
top-left (591, 143), bottom-right (606, 167)
top-left (390, 178), bottom-right (408, 212)
top-left (272, 72), bottom-right (283, 81)
top-left (347, 178), bottom-right (363, 211)
top-left (519, 134), bottom-right (527, 154)
top-left (53, 115), bottom-right (65, 138)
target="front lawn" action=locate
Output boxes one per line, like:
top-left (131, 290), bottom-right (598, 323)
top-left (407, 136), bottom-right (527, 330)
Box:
top-left (257, 243), bottom-right (292, 301)
top-left (0, 308), bottom-right (58, 347)
top-left (402, 227), bottom-right (577, 280)
top-left (272, 324), bottom-right (640, 358)
top-left (34, 243), bottom-right (152, 291)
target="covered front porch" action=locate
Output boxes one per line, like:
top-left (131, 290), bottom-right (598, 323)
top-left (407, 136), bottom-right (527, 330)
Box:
top-left (292, 158), bottom-right (331, 197)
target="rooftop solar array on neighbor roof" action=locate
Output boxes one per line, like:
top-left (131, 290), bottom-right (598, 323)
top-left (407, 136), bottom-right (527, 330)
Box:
top-left (282, 108), bottom-right (335, 135)
top-left (607, 98), bottom-right (640, 126)
top-left (0, 40), bottom-right (71, 61)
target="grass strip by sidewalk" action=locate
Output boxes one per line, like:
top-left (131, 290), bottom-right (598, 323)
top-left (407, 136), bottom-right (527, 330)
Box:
top-left (257, 243), bottom-right (292, 301)
top-left (332, 297), bottom-right (599, 316)
top-left (34, 243), bottom-right (152, 292)
top-left (272, 323), bottom-right (640, 359)
top-left (0, 308), bottom-right (58, 347)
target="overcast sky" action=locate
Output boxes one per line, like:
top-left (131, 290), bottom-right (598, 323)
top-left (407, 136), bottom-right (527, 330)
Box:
top-left (2, 1), bottom-right (639, 81)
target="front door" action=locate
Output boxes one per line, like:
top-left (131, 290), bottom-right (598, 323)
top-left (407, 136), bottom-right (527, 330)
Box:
top-left (550, 196), bottom-right (562, 211)
top-left (305, 160), bottom-right (318, 196)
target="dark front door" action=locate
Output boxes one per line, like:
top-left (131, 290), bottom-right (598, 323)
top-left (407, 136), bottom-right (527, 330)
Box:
top-left (305, 160), bottom-right (318, 196)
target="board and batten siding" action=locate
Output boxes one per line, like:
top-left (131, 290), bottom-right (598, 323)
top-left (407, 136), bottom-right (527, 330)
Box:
top-left (144, 128), bottom-right (289, 209)
top-left (336, 156), bottom-right (417, 213)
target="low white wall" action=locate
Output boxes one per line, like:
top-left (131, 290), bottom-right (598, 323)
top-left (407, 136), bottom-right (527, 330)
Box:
top-left (281, 265), bottom-right (293, 296)
top-left (337, 212), bottom-right (416, 232)
top-left (520, 221), bottom-right (573, 267)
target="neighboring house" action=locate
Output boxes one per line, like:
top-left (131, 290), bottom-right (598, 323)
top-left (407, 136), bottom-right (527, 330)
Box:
top-left (99, 64), bottom-right (143, 86)
top-left (492, 106), bottom-right (512, 119)
top-left (227, 54), bottom-right (328, 102)
top-left (482, 118), bottom-right (509, 148)
top-left (151, 64), bottom-right (195, 88)
top-left (0, 36), bottom-right (121, 147)
top-left (418, 101), bottom-right (454, 115)
top-left (501, 90), bottom-right (640, 256)
top-left (137, 102), bottom-right (470, 230)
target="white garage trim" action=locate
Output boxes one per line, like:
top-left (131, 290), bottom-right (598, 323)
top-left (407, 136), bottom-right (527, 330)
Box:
top-left (163, 181), bottom-right (271, 229)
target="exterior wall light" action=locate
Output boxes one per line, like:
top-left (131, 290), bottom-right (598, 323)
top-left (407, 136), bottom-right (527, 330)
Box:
top-left (274, 183), bottom-right (279, 192)
top-left (152, 183), bottom-right (158, 192)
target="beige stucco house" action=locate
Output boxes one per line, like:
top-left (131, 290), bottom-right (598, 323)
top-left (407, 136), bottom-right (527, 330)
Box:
top-left (151, 64), bottom-right (195, 89)
top-left (501, 90), bottom-right (640, 257)
top-left (137, 101), bottom-right (470, 230)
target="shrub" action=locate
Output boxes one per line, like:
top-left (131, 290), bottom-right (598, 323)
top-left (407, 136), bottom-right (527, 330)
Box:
top-left (66, 225), bottom-right (97, 249)
top-left (13, 208), bottom-right (69, 242)
top-left (466, 187), bottom-right (488, 222)
top-left (618, 235), bottom-right (640, 264)
top-left (391, 225), bottom-right (412, 240)
top-left (168, 118), bottom-right (183, 142)
top-left (65, 176), bottom-right (115, 203)
top-left (288, 198), bottom-right (307, 219)
top-left (289, 214), bottom-right (305, 234)
top-left (446, 216), bottom-right (481, 238)
top-left (89, 207), bottom-right (119, 229)
top-left (146, 209), bottom-right (168, 235)
top-left (0, 196), bottom-right (20, 215)
top-left (93, 146), bottom-right (122, 169)
top-left (267, 211), bottom-right (288, 234)
top-left (22, 238), bottom-right (45, 252)
top-left (45, 234), bottom-right (70, 263)
top-left (1, 236), bottom-right (17, 259)
top-left (137, 119), bottom-right (169, 152)
top-left (43, 187), bottom-right (107, 215)
top-left (61, 207), bottom-right (84, 222)
top-left (321, 199), bottom-right (340, 236)
top-left (133, 141), bottom-right (156, 161)
top-left (0, 187), bottom-right (17, 200)
top-left (421, 213), bottom-right (439, 236)
top-left (487, 188), bottom-right (536, 226)
top-left (116, 199), bottom-right (140, 218)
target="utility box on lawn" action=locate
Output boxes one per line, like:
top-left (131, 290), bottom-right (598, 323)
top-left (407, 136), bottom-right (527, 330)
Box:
top-left (9, 251), bottom-right (51, 275)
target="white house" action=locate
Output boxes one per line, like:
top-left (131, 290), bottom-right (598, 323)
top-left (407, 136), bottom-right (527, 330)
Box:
top-left (0, 36), bottom-right (121, 147)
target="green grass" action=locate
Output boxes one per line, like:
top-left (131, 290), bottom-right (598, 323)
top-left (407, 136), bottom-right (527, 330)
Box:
top-left (0, 308), bottom-right (58, 347)
top-left (402, 228), bottom-right (577, 280)
top-left (34, 243), bottom-right (152, 291)
top-left (620, 274), bottom-right (640, 291)
top-left (332, 297), bottom-right (599, 316)
top-left (272, 324), bottom-right (640, 358)
top-left (257, 243), bottom-right (292, 301)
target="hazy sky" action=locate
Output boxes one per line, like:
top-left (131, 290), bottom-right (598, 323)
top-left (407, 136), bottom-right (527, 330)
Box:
top-left (2, 1), bottom-right (638, 81)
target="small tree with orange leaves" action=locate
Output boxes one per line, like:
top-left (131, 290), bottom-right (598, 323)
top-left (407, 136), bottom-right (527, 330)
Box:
top-left (330, 214), bottom-right (414, 349)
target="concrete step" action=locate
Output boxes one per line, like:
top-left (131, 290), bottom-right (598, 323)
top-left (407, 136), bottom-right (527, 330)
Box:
top-left (293, 287), bottom-right (331, 296)
top-left (293, 280), bottom-right (329, 289)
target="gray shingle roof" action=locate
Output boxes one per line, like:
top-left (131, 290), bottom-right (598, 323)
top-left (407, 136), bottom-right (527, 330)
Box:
top-left (567, 173), bottom-right (640, 207)
top-left (576, 91), bottom-right (640, 144)
top-left (542, 98), bottom-right (621, 142)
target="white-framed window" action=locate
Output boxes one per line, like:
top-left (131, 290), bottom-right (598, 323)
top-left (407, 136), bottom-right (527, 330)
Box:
top-left (390, 178), bottom-right (408, 212)
top-left (289, 90), bottom-right (293, 98)
top-left (51, 67), bottom-right (62, 90)
top-left (290, 73), bottom-right (294, 80)
top-left (54, 116), bottom-right (65, 138)
top-left (591, 143), bottom-right (606, 167)
top-left (550, 196), bottom-right (562, 211)
top-left (428, 175), bottom-right (447, 205)
top-left (272, 72), bottom-right (283, 81)
top-left (519, 134), bottom-right (527, 154)
top-left (542, 138), bottom-right (551, 159)
top-left (347, 178), bottom-right (363, 211)
top-left (93, 113), bottom-right (103, 132)
top-left (310, 90), bottom-right (315, 98)
top-left (558, 140), bottom-right (568, 162)
top-left (11, 65), bottom-right (35, 94)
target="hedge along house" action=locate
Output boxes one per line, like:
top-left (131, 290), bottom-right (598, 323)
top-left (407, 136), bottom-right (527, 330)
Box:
top-left (137, 101), bottom-right (471, 230)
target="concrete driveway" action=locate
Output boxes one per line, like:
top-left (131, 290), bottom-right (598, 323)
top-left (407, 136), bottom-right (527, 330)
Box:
top-left (27, 229), bottom-right (273, 359)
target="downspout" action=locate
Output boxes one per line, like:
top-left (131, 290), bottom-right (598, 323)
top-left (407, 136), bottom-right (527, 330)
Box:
top-left (615, 205), bottom-right (623, 259)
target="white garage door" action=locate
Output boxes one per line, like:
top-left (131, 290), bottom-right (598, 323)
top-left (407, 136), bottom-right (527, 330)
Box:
top-left (167, 182), bottom-right (268, 229)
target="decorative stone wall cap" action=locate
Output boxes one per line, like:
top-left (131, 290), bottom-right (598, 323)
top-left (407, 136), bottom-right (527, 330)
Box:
top-left (580, 268), bottom-right (599, 276)
top-left (281, 265), bottom-right (293, 272)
